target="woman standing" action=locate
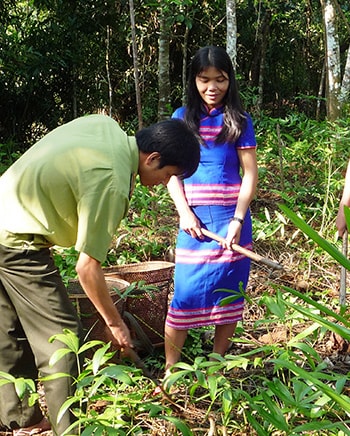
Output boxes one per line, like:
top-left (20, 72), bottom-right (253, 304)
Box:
top-left (165, 46), bottom-right (258, 372)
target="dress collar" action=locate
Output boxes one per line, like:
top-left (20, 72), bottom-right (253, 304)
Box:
top-left (201, 104), bottom-right (224, 117)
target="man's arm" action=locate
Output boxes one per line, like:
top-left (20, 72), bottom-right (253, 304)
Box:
top-left (75, 252), bottom-right (133, 349)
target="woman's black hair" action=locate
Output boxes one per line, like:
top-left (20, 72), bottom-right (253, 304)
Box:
top-left (185, 45), bottom-right (246, 144)
top-left (135, 118), bottom-right (200, 179)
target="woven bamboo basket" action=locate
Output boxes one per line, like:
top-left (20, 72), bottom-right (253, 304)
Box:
top-left (67, 277), bottom-right (130, 343)
top-left (103, 261), bottom-right (175, 347)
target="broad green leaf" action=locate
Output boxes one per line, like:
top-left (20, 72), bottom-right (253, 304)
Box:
top-left (265, 378), bottom-right (297, 407)
top-left (158, 415), bottom-right (192, 436)
top-left (0, 371), bottom-right (16, 382)
top-left (207, 375), bottom-right (218, 401)
top-left (289, 341), bottom-right (322, 368)
top-left (293, 420), bottom-right (350, 433)
top-left (78, 340), bottom-right (106, 354)
top-left (92, 342), bottom-right (111, 375)
top-left (57, 396), bottom-right (80, 423)
top-left (249, 399), bottom-right (289, 432)
top-left (172, 362), bottom-right (195, 371)
top-left (40, 372), bottom-right (71, 382)
top-left (281, 285), bottom-right (350, 328)
top-left (163, 369), bottom-right (193, 390)
top-left (287, 322), bottom-right (321, 345)
top-left (279, 204), bottom-right (350, 270)
top-left (286, 300), bottom-right (350, 341)
top-left (273, 358), bottom-right (350, 412)
top-left (245, 411), bottom-right (270, 436)
top-left (260, 390), bottom-right (289, 431)
top-left (293, 379), bottom-right (313, 403)
top-left (14, 378), bottom-right (30, 399)
top-left (225, 356), bottom-right (250, 370)
top-left (100, 365), bottom-right (133, 385)
top-left (49, 329), bottom-right (80, 353)
top-left (49, 348), bottom-right (72, 367)
top-left (142, 403), bottom-right (164, 417)
top-left (222, 388), bottom-right (234, 416)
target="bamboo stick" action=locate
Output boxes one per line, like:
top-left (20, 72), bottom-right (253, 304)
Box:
top-left (201, 228), bottom-right (283, 270)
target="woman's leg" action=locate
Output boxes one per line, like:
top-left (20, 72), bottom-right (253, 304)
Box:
top-left (213, 322), bottom-right (237, 356)
top-left (164, 324), bottom-right (188, 372)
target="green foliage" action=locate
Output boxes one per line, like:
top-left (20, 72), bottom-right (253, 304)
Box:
top-left (0, 142), bottom-right (21, 174)
top-left (52, 246), bottom-right (79, 285)
top-left (254, 114), bottom-right (350, 243)
top-left (3, 102), bottom-right (350, 433)
top-left (0, 371), bottom-right (38, 406)
top-left (3, 282), bottom-right (350, 434)
top-left (2, 1), bottom-right (350, 149)
top-left (105, 182), bottom-right (176, 264)
top-left (46, 330), bottom-right (192, 435)
top-left (280, 203), bottom-right (350, 270)
top-left (164, 292), bottom-right (350, 434)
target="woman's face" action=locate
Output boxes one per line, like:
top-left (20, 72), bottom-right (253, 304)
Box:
top-left (195, 66), bottom-right (230, 109)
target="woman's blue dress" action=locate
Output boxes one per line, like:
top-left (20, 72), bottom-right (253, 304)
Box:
top-left (166, 106), bottom-right (257, 330)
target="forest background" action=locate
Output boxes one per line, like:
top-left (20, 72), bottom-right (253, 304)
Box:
top-left (2, 1), bottom-right (350, 435)
top-left (1, 0), bottom-right (349, 147)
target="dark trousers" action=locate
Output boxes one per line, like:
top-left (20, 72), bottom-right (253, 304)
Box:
top-left (0, 244), bottom-right (83, 435)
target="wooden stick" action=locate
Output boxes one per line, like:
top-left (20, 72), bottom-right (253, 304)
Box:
top-left (201, 228), bottom-right (283, 270)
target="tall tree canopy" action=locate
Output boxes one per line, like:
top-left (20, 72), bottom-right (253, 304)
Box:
top-left (0, 0), bottom-right (349, 147)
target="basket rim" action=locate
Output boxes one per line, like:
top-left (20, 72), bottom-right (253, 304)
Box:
top-left (67, 277), bottom-right (130, 297)
top-left (103, 261), bottom-right (175, 273)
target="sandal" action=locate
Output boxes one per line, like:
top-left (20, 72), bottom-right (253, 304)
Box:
top-left (13, 417), bottom-right (51, 436)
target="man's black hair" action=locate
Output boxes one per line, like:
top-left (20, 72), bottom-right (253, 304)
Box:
top-left (135, 118), bottom-right (200, 179)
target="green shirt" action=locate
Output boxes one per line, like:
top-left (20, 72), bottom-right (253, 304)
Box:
top-left (0, 114), bottom-right (138, 262)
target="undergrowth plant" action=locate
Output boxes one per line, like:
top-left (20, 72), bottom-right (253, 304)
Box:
top-left (44, 330), bottom-right (192, 436)
top-left (254, 115), bottom-right (350, 243)
top-left (3, 115), bottom-right (350, 434)
top-left (108, 182), bottom-right (176, 263)
top-left (3, 289), bottom-right (350, 436)
top-left (163, 283), bottom-right (350, 435)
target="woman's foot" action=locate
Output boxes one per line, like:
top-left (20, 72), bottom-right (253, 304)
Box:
top-left (13, 417), bottom-right (51, 436)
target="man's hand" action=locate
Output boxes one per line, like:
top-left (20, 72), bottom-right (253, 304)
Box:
top-left (108, 320), bottom-right (134, 349)
top-left (76, 252), bottom-right (133, 349)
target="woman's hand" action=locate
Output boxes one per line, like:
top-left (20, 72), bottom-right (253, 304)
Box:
top-left (179, 211), bottom-right (203, 239)
top-left (224, 219), bottom-right (243, 249)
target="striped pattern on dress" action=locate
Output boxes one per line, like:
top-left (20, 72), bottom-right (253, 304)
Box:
top-left (166, 301), bottom-right (245, 329)
top-left (176, 243), bottom-right (253, 264)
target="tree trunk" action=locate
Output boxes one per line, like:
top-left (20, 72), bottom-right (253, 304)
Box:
top-left (316, 60), bottom-right (326, 120)
top-left (320, 0), bottom-right (341, 121)
top-left (105, 25), bottom-right (113, 117)
top-left (129, 0), bottom-right (143, 129)
top-left (340, 43), bottom-right (350, 106)
top-left (226, 0), bottom-right (237, 69)
top-left (256, 10), bottom-right (271, 112)
top-left (72, 72), bottom-right (77, 119)
top-left (158, 4), bottom-right (171, 121)
top-left (181, 26), bottom-right (189, 106)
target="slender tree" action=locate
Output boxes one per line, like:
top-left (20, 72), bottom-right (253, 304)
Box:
top-left (129, 0), bottom-right (143, 128)
top-left (320, 0), bottom-right (341, 120)
top-left (157, 1), bottom-right (171, 121)
top-left (340, 46), bottom-right (350, 106)
top-left (105, 25), bottom-right (113, 117)
top-left (226, 0), bottom-right (237, 69)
